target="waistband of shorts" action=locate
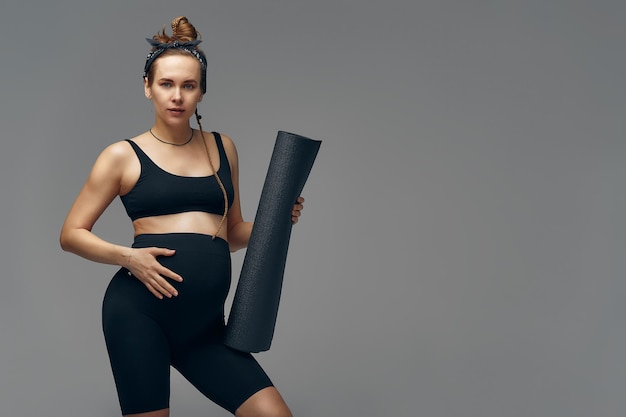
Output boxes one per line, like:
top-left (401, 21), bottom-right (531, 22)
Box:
top-left (132, 233), bottom-right (229, 252)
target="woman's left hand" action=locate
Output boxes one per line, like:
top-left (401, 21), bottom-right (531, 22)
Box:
top-left (292, 196), bottom-right (305, 224)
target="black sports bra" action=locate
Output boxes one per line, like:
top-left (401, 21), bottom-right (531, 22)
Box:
top-left (120, 132), bottom-right (235, 221)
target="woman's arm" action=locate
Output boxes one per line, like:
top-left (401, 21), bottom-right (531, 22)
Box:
top-left (60, 141), bottom-right (183, 299)
top-left (221, 133), bottom-right (251, 252)
top-left (60, 141), bottom-right (133, 266)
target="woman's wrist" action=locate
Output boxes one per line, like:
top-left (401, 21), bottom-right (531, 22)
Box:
top-left (119, 246), bottom-right (134, 269)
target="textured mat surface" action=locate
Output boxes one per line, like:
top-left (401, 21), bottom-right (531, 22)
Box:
top-left (225, 131), bottom-right (321, 352)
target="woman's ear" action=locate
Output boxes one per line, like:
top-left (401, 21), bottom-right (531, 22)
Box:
top-left (144, 77), bottom-right (152, 99)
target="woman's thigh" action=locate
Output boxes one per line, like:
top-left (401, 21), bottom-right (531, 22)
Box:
top-left (172, 341), bottom-right (274, 414)
top-left (103, 308), bottom-right (171, 415)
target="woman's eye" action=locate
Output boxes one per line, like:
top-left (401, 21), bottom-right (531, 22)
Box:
top-left (184, 84), bottom-right (195, 90)
top-left (161, 82), bottom-right (172, 88)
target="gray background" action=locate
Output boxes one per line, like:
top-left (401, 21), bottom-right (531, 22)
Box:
top-left (1, 1), bottom-right (624, 416)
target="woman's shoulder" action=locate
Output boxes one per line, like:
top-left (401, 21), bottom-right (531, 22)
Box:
top-left (209, 131), bottom-right (239, 169)
top-left (94, 139), bottom-right (136, 167)
top-left (212, 131), bottom-right (235, 147)
top-left (210, 131), bottom-right (237, 155)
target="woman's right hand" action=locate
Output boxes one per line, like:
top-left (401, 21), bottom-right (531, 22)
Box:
top-left (125, 247), bottom-right (183, 299)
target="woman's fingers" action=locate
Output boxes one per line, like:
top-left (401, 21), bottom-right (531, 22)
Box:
top-left (150, 273), bottom-right (178, 298)
top-left (292, 196), bottom-right (305, 224)
top-left (150, 263), bottom-right (183, 299)
top-left (145, 282), bottom-right (166, 300)
top-left (139, 271), bottom-right (179, 299)
top-left (130, 247), bottom-right (184, 298)
top-left (148, 247), bottom-right (184, 283)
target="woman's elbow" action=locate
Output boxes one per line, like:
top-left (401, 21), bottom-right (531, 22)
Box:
top-left (229, 241), bottom-right (245, 253)
top-left (59, 227), bottom-right (78, 253)
top-left (59, 230), bottom-right (71, 252)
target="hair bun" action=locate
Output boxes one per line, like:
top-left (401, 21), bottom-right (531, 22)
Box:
top-left (153, 16), bottom-right (199, 44)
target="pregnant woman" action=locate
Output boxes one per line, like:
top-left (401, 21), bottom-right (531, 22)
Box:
top-left (60, 15), bottom-right (303, 417)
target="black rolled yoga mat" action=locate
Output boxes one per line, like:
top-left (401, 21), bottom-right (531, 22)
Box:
top-left (224, 131), bottom-right (321, 353)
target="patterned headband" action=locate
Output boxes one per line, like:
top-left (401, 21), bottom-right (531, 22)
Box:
top-left (143, 38), bottom-right (207, 93)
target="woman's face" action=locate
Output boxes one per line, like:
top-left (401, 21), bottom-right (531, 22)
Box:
top-left (144, 54), bottom-right (203, 126)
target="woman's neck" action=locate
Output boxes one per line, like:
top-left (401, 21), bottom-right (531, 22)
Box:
top-left (150, 122), bottom-right (194, 145)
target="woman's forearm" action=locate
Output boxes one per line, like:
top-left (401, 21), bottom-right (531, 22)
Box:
top-left (60, 228), bottom-right (132, 269)
top-left (227, 221), bottom-right (253, 252)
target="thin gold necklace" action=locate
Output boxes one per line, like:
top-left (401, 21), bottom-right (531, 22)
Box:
top-left (149, 128), bottom-right (194, 146)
